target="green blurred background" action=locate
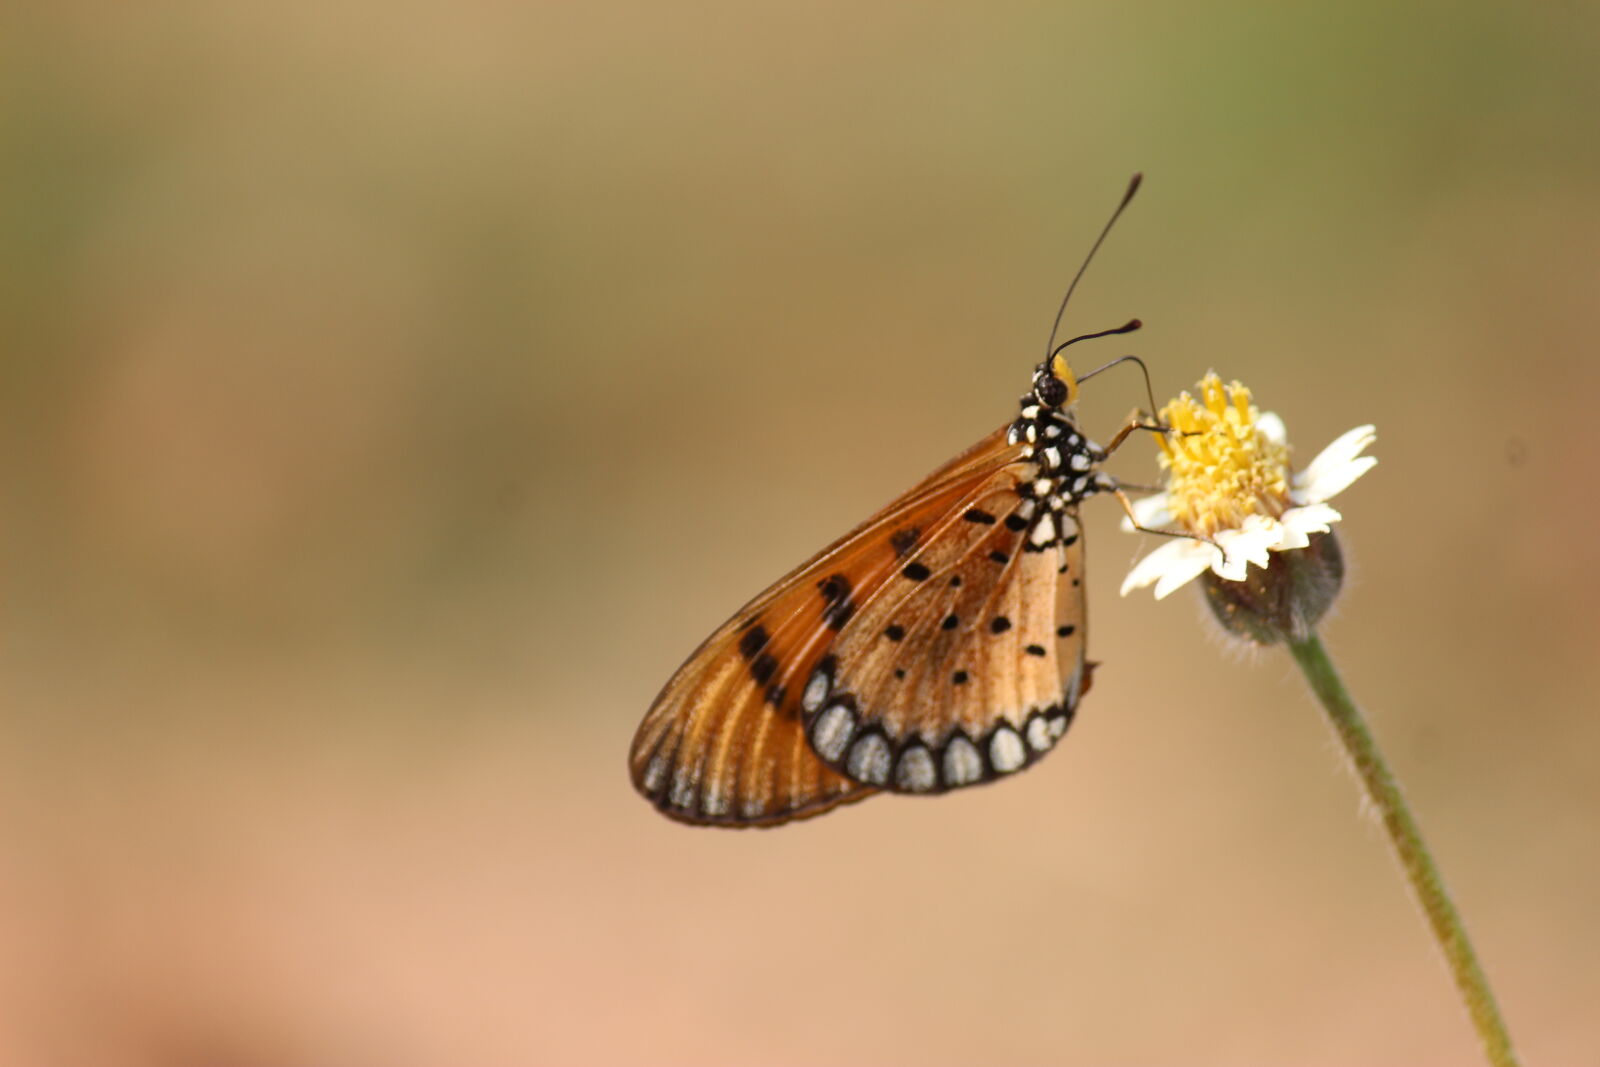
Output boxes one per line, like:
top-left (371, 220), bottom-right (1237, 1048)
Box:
top-left (2, 3), bottom-right (1596, 1064)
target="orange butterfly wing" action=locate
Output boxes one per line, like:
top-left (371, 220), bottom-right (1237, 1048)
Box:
top-left (810, 468), bottom-right (1089, 792)
top-left (629, 428), bottom-right (1020, 826)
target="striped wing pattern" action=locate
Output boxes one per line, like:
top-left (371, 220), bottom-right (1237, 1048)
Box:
top-left (630, 430), bottom-right (1020, 826)
top-left (631, 405), bottom-right (1098, 827)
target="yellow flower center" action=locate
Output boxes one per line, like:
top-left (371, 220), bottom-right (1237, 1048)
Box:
top-left (1155, 374), bottom-right (1291, 537)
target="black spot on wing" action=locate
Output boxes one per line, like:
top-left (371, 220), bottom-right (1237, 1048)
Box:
top-left (963, 508), bottom-right (996, 525)
top-left (902, 562), bottom-right (931, 581)
top-left (738, 624), bottom-right (769, 660)
top-left (818, 573), bottom-right (855, 629)
top-left (750, 652), bottom-right (779, 685)
top-left (891, 528), bottom-right (920, 557)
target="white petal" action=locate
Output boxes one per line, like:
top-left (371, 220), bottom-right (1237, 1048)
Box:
top-left (1121, 538), bottom-right (1207, 598)
top-left (1292, 425), bottom-right (1377, 503)
top-left (1293, 455), bottom-right (1376, 505)
top-left (1152, 543), bottom-right (1217, 599)
top-left (1210, 550), bottom-right (1249, 582)
top-left (1120, 492), bottom-right (1173, 532)
top-left (1120, 539), bottom-right (1186, 593)
top-left (1257, 411), bottom-right (1287, 446)
top-left (1280, 508), bottom-right (1344, 547)
top-left (1275, 521), bottom-right (1312, 550)
top-left (1212, 520), bottom-right (1278, 580)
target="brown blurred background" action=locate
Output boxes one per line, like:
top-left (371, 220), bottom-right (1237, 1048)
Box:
top-left (2, 3), bottom-right (1596, 1065)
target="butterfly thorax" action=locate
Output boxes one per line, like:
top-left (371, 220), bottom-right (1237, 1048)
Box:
top-left (1007, 375), bottom-right (1098, 486)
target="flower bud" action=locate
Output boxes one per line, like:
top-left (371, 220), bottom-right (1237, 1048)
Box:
top-left (1200, 529), bottom-right (1344, 644)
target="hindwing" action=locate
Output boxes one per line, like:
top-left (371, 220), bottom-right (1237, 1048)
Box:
top-left (801, 471), bottom-right (1089, 794)
top-left (630, 429), bottom-right (1022, 826)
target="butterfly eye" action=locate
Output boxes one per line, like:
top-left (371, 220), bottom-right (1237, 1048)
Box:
top-left (1034, 374), bottom-right (1069, 408)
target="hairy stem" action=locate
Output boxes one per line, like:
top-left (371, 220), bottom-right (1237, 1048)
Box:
top-left (1287, 632), bottom-right (1518, 1067)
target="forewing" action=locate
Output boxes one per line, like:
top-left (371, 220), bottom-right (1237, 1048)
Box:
top-left (630, 428), bottom-right (1019, 826)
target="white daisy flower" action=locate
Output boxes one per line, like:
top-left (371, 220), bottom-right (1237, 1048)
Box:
top-left (1120, 374), bottom-right (1376, 600)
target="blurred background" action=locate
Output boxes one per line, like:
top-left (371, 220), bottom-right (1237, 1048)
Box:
top-left (2, 2), bottom-right (1596, 1064)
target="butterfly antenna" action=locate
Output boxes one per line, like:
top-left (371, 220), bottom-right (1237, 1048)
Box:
top-left (1043, 172), bottom-right (1143, 360)
top-left (1077, 353), bottom-right (1160, 418)
top-left (1051, 318), bottom-right (1142, 354)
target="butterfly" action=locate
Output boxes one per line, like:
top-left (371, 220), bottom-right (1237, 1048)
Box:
top-left (630, 176), bottom-right (1157, 828)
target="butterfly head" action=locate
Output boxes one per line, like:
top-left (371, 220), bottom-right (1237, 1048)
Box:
top-left (1030, 353), bottom-right (1080, 410)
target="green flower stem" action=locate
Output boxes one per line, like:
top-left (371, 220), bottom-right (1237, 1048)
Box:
top-left (1286, 633), bottom-right (1518, 1067)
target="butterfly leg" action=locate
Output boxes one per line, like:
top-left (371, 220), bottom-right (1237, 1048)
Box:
top-left (1096, 413), bottom-right (1169, 459)
top-left (1101, 477), bottom-right (1233, 570)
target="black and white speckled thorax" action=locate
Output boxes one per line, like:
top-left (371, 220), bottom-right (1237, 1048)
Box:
top-left (1005, 367), bottom-right (1109, 514)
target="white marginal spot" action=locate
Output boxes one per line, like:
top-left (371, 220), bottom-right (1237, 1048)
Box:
top-left (1059, 513), bottom-right (1079, 538)
top-left (1048, 714), bottom-right (1069, 740)
top-left (1025, 426), bottom-right (1038, 442)
top-left (1042, 446), bottom-right (1062, 468)
top-left (741, 797), bottom-right (767, 819)
top-left (643, 755), bottom-right (667, 792)
top-left (701, 784), bottom-right (729, 816)
top-left (1015, 499), bottom-right (1036, 520)
top-left (802, 667), bottom-right (831, 713)
top-left (1048, 495), bottom-right (1065, 511)
top-left (1030, 513), bottom-right (1057, 546)
top-left (989, 726), bottom-right (1026, 774)
top-left (1044, 423), bottom-right (1062, 438)
top-left (1072, 476), bottom-right (1088, 494)
top-left (670, 768), bottom-right (696, 808)
top-left (1069, 451), bottom-right (1091, 471)
top-left (894, 746), bottom-right (937, 793)
top-left (1022, 405), bottom-right (1041, 419)
top-left (847, 734), bottom-right (891, 785)
top-left (812, 703), bottom-right (856, 762)
top-left (1033, 478), bottom-right (1053, 497)
top-left (942, 736), bottom-right (983, 786)
top-left (1025, 715), bottom-right (1053, 753)
top-left (1067, 434), bottom-right (1081, 447)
